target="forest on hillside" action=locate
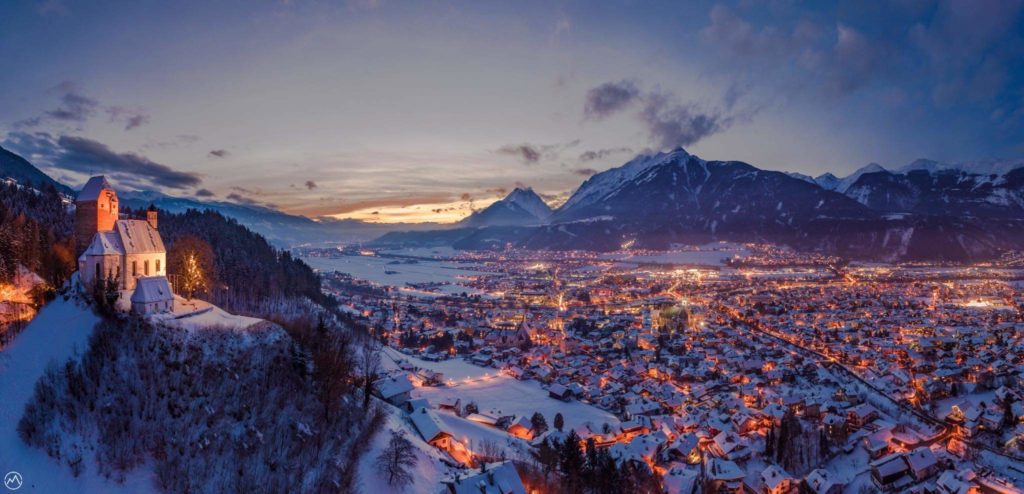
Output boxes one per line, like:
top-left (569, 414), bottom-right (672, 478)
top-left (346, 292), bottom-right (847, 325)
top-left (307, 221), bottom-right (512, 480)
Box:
top-left (19, 308), bottom-right (383, 493)
top-left (0, 181), bottom-right (75, 288)
top-left (128, 208), bottom-right (331, 313)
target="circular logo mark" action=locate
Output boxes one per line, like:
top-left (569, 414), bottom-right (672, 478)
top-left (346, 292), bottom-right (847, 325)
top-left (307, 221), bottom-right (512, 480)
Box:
top-left (3, 472), bottom-right (22, 491)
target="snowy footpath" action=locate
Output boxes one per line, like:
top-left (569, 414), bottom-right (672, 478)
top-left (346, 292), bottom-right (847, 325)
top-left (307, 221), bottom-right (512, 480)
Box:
top-left (0, 297), bottom-right (155, 493)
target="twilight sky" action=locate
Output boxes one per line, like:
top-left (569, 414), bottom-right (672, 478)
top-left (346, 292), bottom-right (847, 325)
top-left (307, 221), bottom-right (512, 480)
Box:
top-left (2, 0), bottom-right (1023, 223)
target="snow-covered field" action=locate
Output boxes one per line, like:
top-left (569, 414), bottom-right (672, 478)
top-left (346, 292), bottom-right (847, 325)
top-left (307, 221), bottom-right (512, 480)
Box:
top-left (383, 347), bottom-right (620, 432)
top-left (150, 296), bottom-right (262, 331)
top-left (0, 296), bottom-right (156, 493)
top-left (301, 252), bottom-right (489, 296)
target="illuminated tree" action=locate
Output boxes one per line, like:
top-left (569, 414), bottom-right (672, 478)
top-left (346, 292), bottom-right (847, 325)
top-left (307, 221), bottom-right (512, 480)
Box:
top-left (168, 235), bottom-right (214, 300)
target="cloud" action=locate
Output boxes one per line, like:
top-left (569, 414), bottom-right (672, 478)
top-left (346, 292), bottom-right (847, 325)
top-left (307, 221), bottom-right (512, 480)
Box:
top-left (226, 193), bottom-right (255, 204)
top-left (572, 167), bottom-right (598, 177)
top-left (17, 82), bottom-right (100, 127)
top-left (15, 81), bottom-right (156, 131)
top-left (195, 188), bottom-right (216, 198)
top-left (304, 180), bottom-right (317, 190)
top-left (583, 80), bottom-right (640, 119)
top-left (497, 144), bottom-right (541, 163)
top-left (1, 131), bottom-right (202, 189)
top-left (208, 149), bottom-right (230, 158)
top-left (578, 147), bottom-right (632, 162)
top-left (911, 0), bottom-right (1024, 110)
top-left (314, 194), bottom-right (456, 216)
top-left (583, 81), bottom-right (734, 149)
top-left (226, 192), bottom-right (278, 209)
top-left (105, 106), bottom-right (150, 130)
top-left (639, 92), bottom-right (729, 149)
top-left (700, 6), bottom-right (890, 97)
top-left (496, 139), bottom-right (580, 164)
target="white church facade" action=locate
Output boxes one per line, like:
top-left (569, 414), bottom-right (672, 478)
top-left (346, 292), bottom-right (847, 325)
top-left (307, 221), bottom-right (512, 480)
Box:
top-left (76, 176), bottom-right (174, 315)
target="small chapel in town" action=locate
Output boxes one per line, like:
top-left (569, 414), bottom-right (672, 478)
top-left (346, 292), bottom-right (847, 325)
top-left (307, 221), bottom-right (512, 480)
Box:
top-left (75, 176), bottom-right (175, 315)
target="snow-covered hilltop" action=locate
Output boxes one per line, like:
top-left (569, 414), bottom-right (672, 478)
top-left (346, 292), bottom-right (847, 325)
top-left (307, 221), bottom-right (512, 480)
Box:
top-left (0, 296), bottom-right (155, 493)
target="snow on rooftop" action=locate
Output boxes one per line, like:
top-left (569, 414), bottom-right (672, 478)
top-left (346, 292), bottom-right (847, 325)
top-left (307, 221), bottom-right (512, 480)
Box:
top-left (77, 175), bottom-right (113, 202)
top-left (81, 231), bottom-right (124, 257)
top-left (131, 276), bottom-right (173, 303)
top-left (116, 219), bottom-right (164, 254)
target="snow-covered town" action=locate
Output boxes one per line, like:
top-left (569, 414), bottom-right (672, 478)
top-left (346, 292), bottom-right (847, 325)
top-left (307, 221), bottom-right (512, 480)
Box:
top-left (4, 2), bottom-right (1024, 493)
top-left (301, 244), bottom-right (1024, 493)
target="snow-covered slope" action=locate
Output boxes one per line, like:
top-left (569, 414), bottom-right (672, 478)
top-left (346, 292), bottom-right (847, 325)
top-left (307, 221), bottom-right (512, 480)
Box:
top-left (813, 172), bottom-right (840, 191)
top-left (785, 172), bottom-right (815, 183)
top-left (0, 296), bottom-right (155, 493)
top-left (559, 149), bottom-right (689, 212)
top-left (0, 144), bottom-right (73, 195)
top-left (899, 158), bottom-right (1024, 176)
top-left (829, 163), bottom-right (886, 193)
top-left (355, 406), bottom-right (454, 494)
top-left (503, 187), bottom-right (552, 222)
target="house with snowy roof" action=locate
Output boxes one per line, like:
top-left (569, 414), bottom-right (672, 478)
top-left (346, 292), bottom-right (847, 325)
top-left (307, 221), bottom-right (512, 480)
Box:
top-left (803, 469), bottom-right (842, 494)
top-left (442, 461), bottom-right (526, 494)
top-left (409, 407), bottom-right (455, 452)
top-left (375, 373), bottom-right (416, 406)
top-left (75, 176), bottom-right (173, 315)
top-left (130, 276), bottom-right (174, 315)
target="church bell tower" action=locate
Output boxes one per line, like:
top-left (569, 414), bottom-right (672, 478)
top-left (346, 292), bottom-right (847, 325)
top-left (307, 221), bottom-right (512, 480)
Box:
top-left (75, 176), bottom-right (119, 257)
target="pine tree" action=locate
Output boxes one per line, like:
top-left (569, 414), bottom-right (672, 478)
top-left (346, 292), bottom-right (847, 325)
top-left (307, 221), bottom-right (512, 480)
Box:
top-left (532, 438), bottom-right (559, 481)
top-left (559, 430), bottom-right (584, 494)
top-left (531, 412), bottom-right (548, 435)
top-left (583, 438), bottom-right (599, 492)
top-left (554, 412), bottom-right (564, 432)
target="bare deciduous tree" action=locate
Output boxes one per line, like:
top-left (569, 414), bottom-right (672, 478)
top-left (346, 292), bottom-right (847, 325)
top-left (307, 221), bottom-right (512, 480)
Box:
top-left (361, 339), bottom-right (382, 410)
top-left (375, 431), bottom-right (417, 488)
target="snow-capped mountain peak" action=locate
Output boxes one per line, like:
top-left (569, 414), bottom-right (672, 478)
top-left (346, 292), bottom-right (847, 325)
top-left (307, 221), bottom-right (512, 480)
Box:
top-left (813, 172), bottom-right (840, 190)
top-left (457, 186), bottom-right (553, 227)
top-left (504, 187), bottom-right (552, 221)
top-left (560, 147), bottom-right (696, 212)
top-left (828, 163), bottom-right (887, 193)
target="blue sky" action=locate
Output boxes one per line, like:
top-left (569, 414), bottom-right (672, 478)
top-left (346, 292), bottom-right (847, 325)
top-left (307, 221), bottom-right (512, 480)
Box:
top-left (1, 0), bottom-right (1022, 222)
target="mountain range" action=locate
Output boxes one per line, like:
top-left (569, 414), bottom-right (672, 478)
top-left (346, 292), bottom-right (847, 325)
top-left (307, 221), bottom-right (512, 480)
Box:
top-left (4, 142), bottom-right (1024, 261)
top-left (0, 145), bottom-right (73, 195)
top-left (378, 149), bottom-right (1024, 261)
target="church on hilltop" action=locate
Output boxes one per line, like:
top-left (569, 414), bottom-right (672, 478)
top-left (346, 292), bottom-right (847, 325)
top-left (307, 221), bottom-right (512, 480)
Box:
top-left (76, 176), bottom-right (175, 314)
